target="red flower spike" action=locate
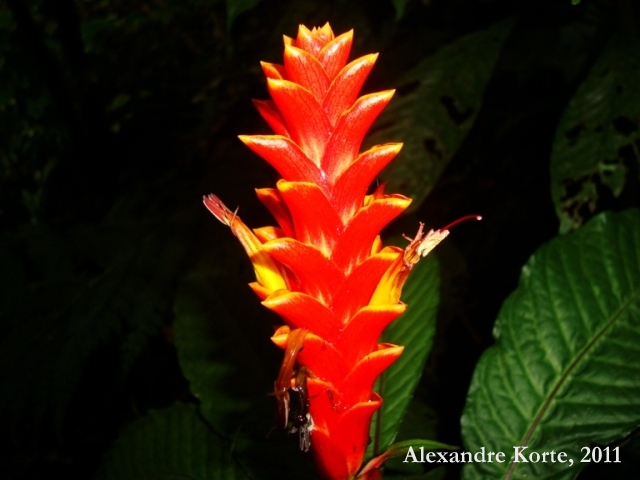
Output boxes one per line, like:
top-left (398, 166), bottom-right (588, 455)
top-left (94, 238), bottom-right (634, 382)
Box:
top-left (263, 238), bottom-right (344, 305)
top-left (251, 99), bottom-right (289, 136)
top-left (204, 24), bottom-right (461, 479)
top-left (263, 292), bottom-right (341, 343)
top-left (267, 79), bottom-right (331, 164)
top-left (260, 61), bottom-right (286, 80)
top-left (321, 90), bottom-right (395, 181)
top-left (284, 45), bottom-right (331, 100)
top-left (336, 304), bottom-right (406, 366)
top-left (331, 250), bottom-right (399, 321)
top-left (239, 135), bottom-right (325, 187)
top-left (318, 30), bottom-right (354, 83)
top-left (332, 195), bottom-right (411, 272)
top-left (277, 181), bottom-right (342, 252)
top-left (253, 226), bottom-right (285, 244)
top-left (254, 188), bottom-right (295, 237)
top-left (323, 54), bottom-right (377, 125)
top-left (332, 143), bottom-right (402, 219)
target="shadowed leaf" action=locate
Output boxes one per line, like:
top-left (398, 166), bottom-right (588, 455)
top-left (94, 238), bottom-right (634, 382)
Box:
top-left (95, 403), bottom-right (245, 480)
top-left (365, 20), bottom-right (513, 210)
top-left (550, 31), bottom-right (640, 233)
top-left (0, 215), bottom-right (193, 437)
top-left (173, 245), bottom-right (319, 479)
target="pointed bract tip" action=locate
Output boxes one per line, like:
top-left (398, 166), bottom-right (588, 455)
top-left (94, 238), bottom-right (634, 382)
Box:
top-left (318, 22), bottom-right (334, 40)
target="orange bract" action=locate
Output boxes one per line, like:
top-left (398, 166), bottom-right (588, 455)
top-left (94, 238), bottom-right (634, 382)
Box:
top-left (204, 23), bottom-right (445, 480)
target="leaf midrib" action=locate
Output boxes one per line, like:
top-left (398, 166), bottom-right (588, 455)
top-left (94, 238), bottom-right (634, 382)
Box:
top-left (503, 285), bottom-right (640, 479)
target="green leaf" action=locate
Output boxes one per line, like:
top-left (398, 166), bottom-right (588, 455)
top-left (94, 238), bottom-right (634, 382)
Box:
top-left (366, 19), bottom-right (513, 210)
top-left (369, 252), bottom-right (440, 457)
top-left (461, 209), bottom-right (640, 480)
top-left (550, 31), bottom-right (640, 233)
top-left (173, 246), bottom-right (320, 479)
top-left (174, 247), bottom-right (270, 433)
top-left (94, 403), bottom-right (245, 480)
top-left (226, 0), bottom-right (260, 30)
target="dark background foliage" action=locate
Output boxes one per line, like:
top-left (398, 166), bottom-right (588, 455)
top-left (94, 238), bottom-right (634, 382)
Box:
top-left (1, 0), bottom-right (638, 479)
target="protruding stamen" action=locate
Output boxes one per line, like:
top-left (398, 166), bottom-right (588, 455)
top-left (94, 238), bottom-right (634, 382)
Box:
top-left (203, 193), bottom-right (289, 293)
top-left (439, 214), bottom-right (482, 232)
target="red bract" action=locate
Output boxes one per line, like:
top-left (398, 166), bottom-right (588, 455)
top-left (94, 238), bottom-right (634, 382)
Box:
top-left (204, 23), bottom-right (451, 480)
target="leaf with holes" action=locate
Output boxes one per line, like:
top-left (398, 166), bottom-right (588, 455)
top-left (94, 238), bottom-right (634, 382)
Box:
top-left (365, 19), bottom-right (513, 210)
top-left (368, 252), bottom-right (440, 457)
top-left (550, 31), bottom-right (640, 234)
top-left (461, 209), bottom-right (640, 480)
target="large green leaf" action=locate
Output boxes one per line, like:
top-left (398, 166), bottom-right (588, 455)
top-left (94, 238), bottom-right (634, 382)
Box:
top-left (173, 245), bottom-right (319, 479)
top-left (94, 403), bottom-right (245, 480)
top-left (461, 209), bottom-right (640, 479)
top-left (365, 20), bottom-right (513, 210)
top-left (550, 31), bottom-right (640, 233)
top-left (369, 251), bottom-right (440, 457)
top-left (174, 246), bottom-right (272, 433)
